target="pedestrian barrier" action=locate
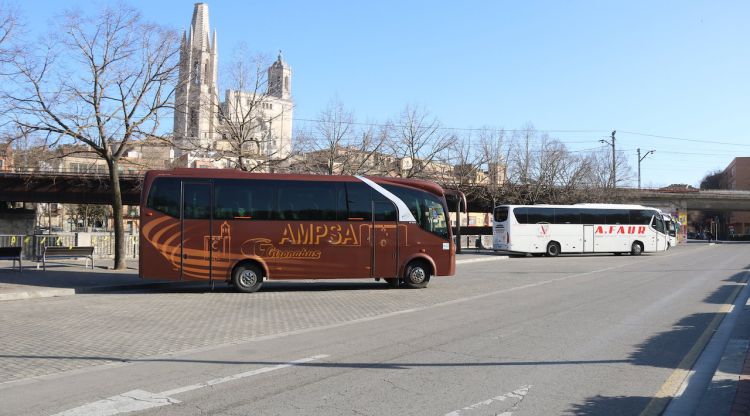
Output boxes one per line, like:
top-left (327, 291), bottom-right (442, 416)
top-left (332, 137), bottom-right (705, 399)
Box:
top-left (0, 233), bottom-right (138, 260)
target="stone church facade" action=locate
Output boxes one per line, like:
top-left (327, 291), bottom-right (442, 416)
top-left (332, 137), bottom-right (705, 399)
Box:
top-left (173, 3), bottom-right (293, 169)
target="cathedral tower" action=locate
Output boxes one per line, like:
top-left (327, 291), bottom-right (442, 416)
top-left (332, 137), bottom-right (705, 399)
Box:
top-left (268, 52), bottom-right (292, 100)
top-left (174, 3), bottom-right (219, 155)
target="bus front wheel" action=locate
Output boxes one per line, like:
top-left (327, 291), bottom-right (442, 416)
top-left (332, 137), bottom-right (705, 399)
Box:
top-left (546, 242), bottom-right (561, 257)
top-left (403, 261), bottom-right (430, 289)
top-left (232, 263), bottom-right (264, 293)
top-left (631, 242), bottom-right (643, 256)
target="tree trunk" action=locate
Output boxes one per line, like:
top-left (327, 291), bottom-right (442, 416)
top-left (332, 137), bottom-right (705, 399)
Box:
top-left (107, 158), bottom-right (126, 270)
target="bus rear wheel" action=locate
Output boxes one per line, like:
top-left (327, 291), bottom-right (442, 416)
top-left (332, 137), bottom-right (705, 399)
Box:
top-left (631, 242), bottom-right (643, 256)
top-left (403, 261), bottom-right (430, 289)
top-left (232, 263), bottom-right (264, 293)
top-left (546, 242), bottom-right (561, 257)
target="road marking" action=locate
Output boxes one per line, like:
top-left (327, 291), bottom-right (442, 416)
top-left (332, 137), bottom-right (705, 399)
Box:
top-left (51, 354), bottom-right (329, 416)
top-left (640, 273), bottom-right (749, 416)
top-left (444, 385), bottom-right (532, 416)
top-left (456, 256), bottom-right (508, 264)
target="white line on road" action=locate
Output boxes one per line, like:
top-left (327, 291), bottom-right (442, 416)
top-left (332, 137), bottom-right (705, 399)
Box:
top-left (456, 256), bottom-right (508, 264)
top-left (51, 354), bottom-right (329, 416)
top-left (444, 385), bottom-right (532, 416)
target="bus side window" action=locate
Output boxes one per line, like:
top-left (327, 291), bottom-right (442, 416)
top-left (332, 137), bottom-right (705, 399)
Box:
top-left (183, 184), bottom-right (211, 219)
top-left (605, 209), bottom-right (629, 225)
top-left (629, 210), bottom-right (652, 225)
top-left (373, 200), bottom-right (397, 221)
top-left (213, 179), bottom-right (274, 220)
top-left (527, 207), bottom-right (553, 224)
top-left (581, 209), bottom-right (606, 224)
top-left (554, 208), bottom-right (580, 224)
top-left (345, 182), bottom-right (372, 221)
top-left (276, 181), bottom-right (337, 221)
top-left (146, 177), bottom-right (180, 218)
top-left (513, 207), bottom-right (529, 224)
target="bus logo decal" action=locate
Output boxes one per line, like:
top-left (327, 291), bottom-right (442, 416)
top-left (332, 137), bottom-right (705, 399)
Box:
top-left (595, 225), bottom-right (647, 235)
top-left (242, 238), bottom-right (322, 260)
top-left (280, 223), bottom-right (361, 246)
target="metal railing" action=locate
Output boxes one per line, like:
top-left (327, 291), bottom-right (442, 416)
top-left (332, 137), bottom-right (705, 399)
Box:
top-left (0, 233), bottom-right (138, 260)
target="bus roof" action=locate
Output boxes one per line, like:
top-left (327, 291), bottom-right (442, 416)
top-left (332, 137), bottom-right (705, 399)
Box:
top-left (494, 203), bottom-right (658, 210)
top-left (144, 169), bottom-right (446, 197)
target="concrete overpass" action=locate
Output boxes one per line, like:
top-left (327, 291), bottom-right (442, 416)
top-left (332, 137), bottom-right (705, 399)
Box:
top-left (623, 189), bottom-right (750, 212)
top-left (2, 171), bottom-right (750, 213)
top-left (0, 172), bottom-right (142, 206)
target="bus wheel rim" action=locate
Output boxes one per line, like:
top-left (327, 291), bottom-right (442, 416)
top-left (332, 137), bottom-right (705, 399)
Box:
top-left (240, 270), bottom-right (257, 287)
top-left (410, 267), bottom-right (426, 284)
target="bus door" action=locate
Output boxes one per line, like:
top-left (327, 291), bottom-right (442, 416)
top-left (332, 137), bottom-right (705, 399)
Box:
top-left (181, 181), bottom-right (213, 282)
top-left (583, 225), bottom-right (594, 252)
top-left (372, 200), bottom-right (399, 278)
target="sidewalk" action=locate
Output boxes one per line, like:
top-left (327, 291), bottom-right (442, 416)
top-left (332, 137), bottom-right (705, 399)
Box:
top-left (694, 274), bottom-right (750, 416)
top-left (0, 258), bottom-right (173, 301)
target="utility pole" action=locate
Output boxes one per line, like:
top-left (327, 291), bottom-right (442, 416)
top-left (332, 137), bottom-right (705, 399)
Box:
top-left (637, 148), bottom-right (655, 189)
top-left (599, 130), bottom-right (617, 188)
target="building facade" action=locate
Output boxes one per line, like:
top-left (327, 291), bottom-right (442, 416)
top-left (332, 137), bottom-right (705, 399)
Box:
top-left (721, 157), bottom-right (750, 235)
top-left (174, 3), bottom-right (293, 169)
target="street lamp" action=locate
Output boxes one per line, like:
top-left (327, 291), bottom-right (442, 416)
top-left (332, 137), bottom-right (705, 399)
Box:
top-left (637, 148), bottom-right (655, 189)
top-left (599, 130), bottom-right (616, 188)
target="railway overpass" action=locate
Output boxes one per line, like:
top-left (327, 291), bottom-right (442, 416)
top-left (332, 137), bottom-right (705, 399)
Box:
top-left (2, 171), bottom-right (750, 214)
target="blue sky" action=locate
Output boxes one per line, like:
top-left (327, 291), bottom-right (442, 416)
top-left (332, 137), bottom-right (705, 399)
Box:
top-left (18, 0), bottom-right (750, 187)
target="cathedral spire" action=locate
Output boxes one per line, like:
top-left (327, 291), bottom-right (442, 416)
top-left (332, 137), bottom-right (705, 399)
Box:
top-left (190, 3), bottom-right (211, 52)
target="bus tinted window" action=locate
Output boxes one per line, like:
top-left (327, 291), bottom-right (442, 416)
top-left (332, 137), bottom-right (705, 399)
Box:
top-left (630, 210), bottom-right (654, 225)
top-left (183, 183), bottom-right (211, 219)
top-left (513, 207), bottom-right (528, 224)
top-left (605, 209), bottom-right (630, 225)
top-left (373, 200), bottom-right (397, 221)
top-left (277, 181), bottom-right (337, 221)
top-left (580, 209), bottom-right (606, 224)
top-left (527, 207), bottom-right (554, 224)
top-left (494, 207), bottom-right (509, 222)
top-left (146, 177), bottom-right (180, 218)
top-left (346, 182), bottom-right (372, 221)
top-left (554, 208), bottom-right (580, 224)
top-left (214, 179), bottom-right (274, 220)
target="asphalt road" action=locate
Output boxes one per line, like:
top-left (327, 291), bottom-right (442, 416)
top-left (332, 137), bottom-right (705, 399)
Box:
top-left (0, 244), bottom-right (747, 416)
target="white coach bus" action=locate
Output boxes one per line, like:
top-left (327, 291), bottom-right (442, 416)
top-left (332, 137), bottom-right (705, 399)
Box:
top-left (662, 213), bottom-right (677, 248)
top-left (492, 204), bottom-right (670, 256)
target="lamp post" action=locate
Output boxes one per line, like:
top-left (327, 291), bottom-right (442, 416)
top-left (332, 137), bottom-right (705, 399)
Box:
top-left (599, 130), bottom-right (616, 188)
top-left (637, 148), bottom-right (655, 189)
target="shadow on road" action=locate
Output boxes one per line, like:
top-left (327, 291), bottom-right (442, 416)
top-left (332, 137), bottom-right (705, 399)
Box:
top-left (566, 395), bottom-right (666, 416)
top-left (566, 280), bottom-right (744, 415)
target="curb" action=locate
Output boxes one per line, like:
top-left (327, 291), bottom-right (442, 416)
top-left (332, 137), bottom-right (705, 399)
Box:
top-left (0, 288), bottom-right (76, 301)
top-left (0, 281), bottom-right (207, 302)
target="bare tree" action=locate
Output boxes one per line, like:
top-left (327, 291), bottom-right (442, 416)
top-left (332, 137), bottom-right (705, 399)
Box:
top-left (0, 1), bottom-right (18, 67)
top-left (5, 5), bottom-right (180, 269)
top-left (700, 169), bottom-right (724, 190)
top-left (297, 98), bottom-right (387, 175)
top-left (387, 105), bottom-right (452, 179)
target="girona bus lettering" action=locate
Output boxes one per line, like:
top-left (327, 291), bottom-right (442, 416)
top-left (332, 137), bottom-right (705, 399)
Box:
top-left (595, 225), bottom-right (647, 235)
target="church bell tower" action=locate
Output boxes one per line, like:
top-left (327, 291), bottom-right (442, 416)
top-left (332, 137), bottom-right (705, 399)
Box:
top-left (173, 3), bottom-right (219, 155)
